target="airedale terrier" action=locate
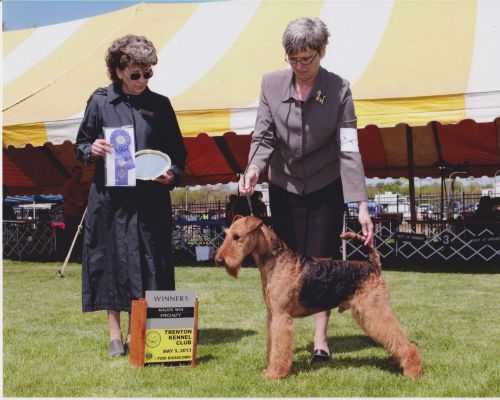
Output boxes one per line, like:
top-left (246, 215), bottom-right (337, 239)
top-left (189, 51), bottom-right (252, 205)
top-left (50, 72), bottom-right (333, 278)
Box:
top-left (215, 215), bottom-right (422, 380)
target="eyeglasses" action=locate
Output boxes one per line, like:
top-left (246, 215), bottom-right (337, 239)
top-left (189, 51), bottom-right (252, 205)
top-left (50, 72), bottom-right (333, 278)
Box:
top-left (285, 52), bottom-right (318, 66)
top-left (130, 69), bottom-right (153, 81)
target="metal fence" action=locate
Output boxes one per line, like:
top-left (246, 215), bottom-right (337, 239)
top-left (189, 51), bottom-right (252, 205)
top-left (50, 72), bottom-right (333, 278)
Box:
top-left (171, 201), bottom-right (227, 259)
top-left (346, 193), bottom-right (500, 263)
top-left (345, 217), bottom-right (499, 263)
top-left (3, 220), bottom-right (57, 260)
top-left (171, 194), bottom-right (499, 263)
top-left (3, 194), bottom-right (499, 263)
top-left (365, 192), bottom-right (483, 221)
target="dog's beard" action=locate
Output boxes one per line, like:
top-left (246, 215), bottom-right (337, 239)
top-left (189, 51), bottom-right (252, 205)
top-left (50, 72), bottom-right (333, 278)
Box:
top-left (224, 263), bottom-right (241, 278)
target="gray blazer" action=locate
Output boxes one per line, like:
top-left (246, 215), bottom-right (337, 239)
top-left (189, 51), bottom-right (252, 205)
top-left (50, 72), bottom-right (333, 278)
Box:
top-left (248, 67), bottom-right (368, 203)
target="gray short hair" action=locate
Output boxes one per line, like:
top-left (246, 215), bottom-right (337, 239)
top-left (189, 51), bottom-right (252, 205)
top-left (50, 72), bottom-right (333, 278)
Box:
top-left (106, 34), bottom-right (158, 83)
top-left (282, 17), bottom-right (330, 55)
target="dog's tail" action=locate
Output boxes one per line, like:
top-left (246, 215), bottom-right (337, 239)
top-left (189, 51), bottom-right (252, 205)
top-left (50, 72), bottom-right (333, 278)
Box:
top-left (340, 231), bottom-right (382, 274)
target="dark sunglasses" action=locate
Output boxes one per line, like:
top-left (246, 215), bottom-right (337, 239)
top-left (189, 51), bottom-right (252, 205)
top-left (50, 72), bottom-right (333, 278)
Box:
top-left (130, 69), bottom-right (153, 80)
top-left (285, 52), bottom-right (318, 66)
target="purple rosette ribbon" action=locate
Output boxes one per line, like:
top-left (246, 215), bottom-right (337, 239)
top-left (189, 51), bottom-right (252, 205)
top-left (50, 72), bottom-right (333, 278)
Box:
top-left (110, 129), bottom-right (135, 186)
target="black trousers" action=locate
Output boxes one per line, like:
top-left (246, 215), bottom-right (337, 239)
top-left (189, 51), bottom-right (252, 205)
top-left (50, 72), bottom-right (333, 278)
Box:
top-left (269, 179), bottom-right (345, 258)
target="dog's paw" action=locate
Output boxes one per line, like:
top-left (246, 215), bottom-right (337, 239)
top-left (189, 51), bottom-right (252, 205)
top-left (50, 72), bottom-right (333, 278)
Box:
top-left (403, 361), bottom-right (422, 380)
top-left (402, 346), bottom-right (422, 380)
top-left (403, 366), bottom-right (422, 380)
top-left (263, 368), bottom-right (288, 380)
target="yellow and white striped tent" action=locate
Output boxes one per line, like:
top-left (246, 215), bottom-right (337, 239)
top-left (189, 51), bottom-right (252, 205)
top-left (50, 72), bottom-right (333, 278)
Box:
top-left (4, 0), bottom-right (500, 149)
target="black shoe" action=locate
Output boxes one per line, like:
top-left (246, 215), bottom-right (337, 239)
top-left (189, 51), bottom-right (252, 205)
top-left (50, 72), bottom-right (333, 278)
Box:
top-left (108, 339), bottom-right (125, 357)
top-left (311, 349), bottom-right (331, 364)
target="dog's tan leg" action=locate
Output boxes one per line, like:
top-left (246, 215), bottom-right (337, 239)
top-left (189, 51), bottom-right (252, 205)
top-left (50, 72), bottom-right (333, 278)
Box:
top-left (266, 310), bottom-right (271, 368)
top-left (264, 312), bottom-right (294, 379)
top-left (350, 277), bottom-right (422, 380)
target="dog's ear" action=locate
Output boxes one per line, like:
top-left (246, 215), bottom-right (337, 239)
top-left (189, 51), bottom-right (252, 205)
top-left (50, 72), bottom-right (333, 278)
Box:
top-left (231, 214), bottom-right (244, 224)
top-left (242, 215), bottom-right (263, 234)
top-left (260, 224), bottom-right (285, 255)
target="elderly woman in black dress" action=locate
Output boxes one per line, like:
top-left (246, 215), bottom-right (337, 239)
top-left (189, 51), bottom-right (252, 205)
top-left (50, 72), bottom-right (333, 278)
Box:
top-left (76, 34), bottom-right (186, 356)
top-left (239, 18), bottom-right (374, 363)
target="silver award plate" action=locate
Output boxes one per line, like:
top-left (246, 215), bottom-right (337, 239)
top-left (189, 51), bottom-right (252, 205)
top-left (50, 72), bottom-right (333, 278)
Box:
top-left (135, 150), bottom-right (172, 180)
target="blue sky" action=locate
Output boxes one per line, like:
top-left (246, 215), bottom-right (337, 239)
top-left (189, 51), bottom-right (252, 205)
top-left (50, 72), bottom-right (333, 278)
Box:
top-left (2, 0), bottom-right (215, 31)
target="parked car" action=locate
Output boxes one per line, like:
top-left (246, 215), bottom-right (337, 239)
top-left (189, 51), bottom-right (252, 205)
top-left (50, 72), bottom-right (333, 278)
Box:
top-left (347, 201), bottom-right (382, 217)
top-left (417, 204), bottom-right (433, 218)
top-left (368, 201), bottom-right (382, 217)
top-left (465, 203), bottom-right (479, 213)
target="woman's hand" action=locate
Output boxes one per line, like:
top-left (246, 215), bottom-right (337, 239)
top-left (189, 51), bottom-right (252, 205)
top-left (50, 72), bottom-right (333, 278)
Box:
top-left (358, 201), bottom-right (374, 247)
top-left (154, 169), bottom-right (175, 185)
top-left (238, 165), bottom-right (259, 196)
top-left (91, 139), bottom-right (113, 158)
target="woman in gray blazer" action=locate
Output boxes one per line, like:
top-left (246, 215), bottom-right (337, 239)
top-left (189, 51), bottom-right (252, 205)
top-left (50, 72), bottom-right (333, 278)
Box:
top-left (239, 17), bottom-right (374, 363)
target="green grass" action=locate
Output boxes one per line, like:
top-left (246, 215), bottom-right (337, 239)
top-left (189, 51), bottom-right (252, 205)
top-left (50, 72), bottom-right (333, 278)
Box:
top-left (3, 260), bottom-right (500, 397)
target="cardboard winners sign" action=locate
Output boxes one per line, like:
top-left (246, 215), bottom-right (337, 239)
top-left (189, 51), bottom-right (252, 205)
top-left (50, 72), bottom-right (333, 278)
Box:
top-left (144, 290), bottom-right (197, 365)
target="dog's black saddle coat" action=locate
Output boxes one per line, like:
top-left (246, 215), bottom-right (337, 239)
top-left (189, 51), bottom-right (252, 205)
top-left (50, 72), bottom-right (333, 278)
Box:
top-left (298, 257), bottom-right (376, 310)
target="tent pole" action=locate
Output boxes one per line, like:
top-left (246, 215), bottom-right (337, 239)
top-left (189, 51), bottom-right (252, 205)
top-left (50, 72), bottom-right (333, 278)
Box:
top-left (431, 121), bottom-right (449, 224)
top-left (496, 117), bottom-right (500, 159)
top-left (405, 124), bottom-right (416, 232)
top-left (440, 169), bottom-right (446, 222)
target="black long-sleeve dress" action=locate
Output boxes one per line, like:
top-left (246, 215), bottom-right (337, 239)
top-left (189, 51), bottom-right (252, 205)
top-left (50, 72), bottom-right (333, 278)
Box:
top-left (76, 83), bottom-right (187, 312)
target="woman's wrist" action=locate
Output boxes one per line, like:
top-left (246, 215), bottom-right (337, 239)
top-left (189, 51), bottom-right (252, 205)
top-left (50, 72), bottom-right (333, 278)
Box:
top-left (358, 200), bottom-right (368, 212)
top-left (247, 164), bottom-right (260, 174)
